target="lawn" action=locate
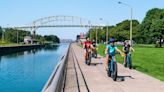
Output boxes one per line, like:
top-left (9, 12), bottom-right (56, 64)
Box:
top-left (97, 44), bottom-right (164, 81)
top-left (0, 41), bottom-right (34, 47)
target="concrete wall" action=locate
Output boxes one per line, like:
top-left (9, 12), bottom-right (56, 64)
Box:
top-left (0, 45), bottom-right (44, 55)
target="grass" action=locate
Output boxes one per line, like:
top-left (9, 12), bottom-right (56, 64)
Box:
top-left (97, 44), bottom-right (106, 57)
top-left (0, 41), bottom-right (35, 46)
top-left (97, 44), bottom-right (164, 81)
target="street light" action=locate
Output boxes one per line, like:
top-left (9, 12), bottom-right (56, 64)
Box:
top-left (17, 29), bottom-right (19, 44)
top-left (88, 21), bottom-right (91, 40)
top-left (99, 18), bottom-right (109, 44)
top-left (118, 1), bottom-right (133, 46)
top-left (95, 27), bottom-right (98, 45)
top-left (2, 28), bottom-right (5, 42)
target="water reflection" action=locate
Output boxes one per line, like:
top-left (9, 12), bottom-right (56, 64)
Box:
top-left (44, 44), bottom-right (59, 51)
top-left (0, 56), bottom-right (2, 70)
top-left (0, 45), bottom-right (59, 59)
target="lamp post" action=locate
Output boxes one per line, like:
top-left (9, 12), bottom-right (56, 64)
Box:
top-left (118, 1), bottom-right (133, 46)
top-left (99, 18), bottom-right (109, 44)
top-left (88, 21), bottom-right (91, 40)
top-left (96, 27), bottom-right (97, 44)
top-left (2, 28), bottom-right (5, 42)
top-left (17, 29), bottom-right (19, 44)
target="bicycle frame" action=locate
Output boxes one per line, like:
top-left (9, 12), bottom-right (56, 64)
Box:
top-left (107, 55), bottom-right (117, 81)
top-left (125, 53), bottom-right (132, 69)
top-left (108, 56), bottom-right (116, 71)
top-left (86, 50), bottom-right (92, 65)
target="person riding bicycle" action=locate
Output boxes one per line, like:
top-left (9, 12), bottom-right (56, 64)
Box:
top-left (92, 39), bottom-right (96, 48)
top-left (91, 39), bottom-right (98, 57)
top-left (122, 42), bottom-right (135, 65)
top-left (105, 38), bottom-right (124, 70)
top-left (83, 37), bottom-right (95, 63)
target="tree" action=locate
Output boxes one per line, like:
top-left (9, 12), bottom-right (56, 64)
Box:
top-left (4, 28), bottom-right (31, 43)
top-left (0, 27), bottom-right (2, 40)
top-left (44, 35), bottom-right (60, 43)
top-left (38, 36), bottom-right (45, 44)
top-left (88, 8), bottom-right (164, 46)
top-left (5, 28), bottom-right (17, 43)
top-left (138, 8), bottom-right (164, 45)
top-left (150, 19), bottom-right (164, 47)
top-left (88, 20), bottom-right (139, 43)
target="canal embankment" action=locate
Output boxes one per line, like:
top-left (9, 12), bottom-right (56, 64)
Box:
top-left (0, 45), bottom-right (45, 55)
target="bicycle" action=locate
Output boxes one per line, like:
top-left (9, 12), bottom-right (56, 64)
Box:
top-left (124, 53), bottom-right (132, 69)
top-left (107, 55), bottom-right (117, 81)
top-left (85, 50), bottom-right (92, 65)
top-left (92, 48), bottom-right (97, 58)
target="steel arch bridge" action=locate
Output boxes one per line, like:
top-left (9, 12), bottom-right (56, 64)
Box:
top-left (3, 15), bottom-right (104, 31)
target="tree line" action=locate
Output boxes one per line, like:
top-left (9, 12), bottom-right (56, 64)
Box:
top-left (88, 8), bottom-right (164, 46)
top-left (0, 27), bottom-right (60, 44)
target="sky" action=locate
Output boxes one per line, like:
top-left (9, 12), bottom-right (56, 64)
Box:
top-left (0, 0), bottom-right (164, 40)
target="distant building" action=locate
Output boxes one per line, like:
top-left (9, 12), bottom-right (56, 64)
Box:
top-left (80, 33), bottom-right (85, 39)
top-left (24, 36), bottom-right (33, 44)
top-left (76, 33), bottom-right (86, 45)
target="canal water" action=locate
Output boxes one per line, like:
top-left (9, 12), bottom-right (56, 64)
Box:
top-left (0, 44), bottom-right (69, 92)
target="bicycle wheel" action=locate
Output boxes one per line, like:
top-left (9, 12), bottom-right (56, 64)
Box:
top-left (124, 55), bottom-right (128, 67)
top-left (126, 55), bottom-right (130, 68)
top-left (85, 53), bottom-right (89, 65)
top-left (128, 55), bottom-right (132, 69)
top-left (95, 51), bottom-right (97, 58)
top-left (107, 60), bottom-right (111, 77)
top-left (88, 52), bottom-right (92, 65)
top-left (112, 62), bottom-right (117, 81)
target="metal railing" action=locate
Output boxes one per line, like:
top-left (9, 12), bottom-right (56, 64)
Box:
top-left (41, 44), bottom-right (70, 92)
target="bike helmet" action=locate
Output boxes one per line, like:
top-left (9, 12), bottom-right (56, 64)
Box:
top-left (109, 38), bottom-right (115, 43)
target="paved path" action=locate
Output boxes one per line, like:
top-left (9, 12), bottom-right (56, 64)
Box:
top-left (63, 43), bottom-right (164, 92)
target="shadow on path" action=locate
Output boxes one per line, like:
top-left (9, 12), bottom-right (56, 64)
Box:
top-left (116, 75), bottom-right (135, 82)
top-left (89, 62), bottom-right (103, 66)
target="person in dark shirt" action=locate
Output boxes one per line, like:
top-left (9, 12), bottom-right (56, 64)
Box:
top-left (92, 39), bottom-right (96, 48)
top-left (122, 42), bottom-right (135, 65)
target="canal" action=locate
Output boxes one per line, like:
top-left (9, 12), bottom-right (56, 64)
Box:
top-left (0, 44), bottom-right (69, 92)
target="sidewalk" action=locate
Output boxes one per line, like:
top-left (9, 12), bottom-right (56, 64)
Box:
top-left (64, 43), bottom-right (164, 92)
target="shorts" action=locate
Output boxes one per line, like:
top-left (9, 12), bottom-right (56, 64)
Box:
top-left (84, 49), bottom-right (91, 53)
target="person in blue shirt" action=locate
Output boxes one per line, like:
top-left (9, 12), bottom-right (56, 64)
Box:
top-left (105, 38), bottom-right (124, 70)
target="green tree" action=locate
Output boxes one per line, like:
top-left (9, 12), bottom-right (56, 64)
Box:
top-left (38, 36), bottom-right (45, 44)
top-left (44, 35), bottom-right (60, 43)
top-left (138, 8), bottom-right (164, 45)
top-left (0, 27), bottom-right (2, 40)
top-left (88, 20), bottom-right (139, 43)
top-left (150, 19), bottom-right (164, 47)
top-left (4, 28), bottom-right (31, 43)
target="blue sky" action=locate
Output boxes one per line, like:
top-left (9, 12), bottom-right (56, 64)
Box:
top-left (0, 0), bottom-right (164, 40)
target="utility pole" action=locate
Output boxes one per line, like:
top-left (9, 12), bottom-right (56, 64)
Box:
top-left (118, 1), bottom-right (133, 46)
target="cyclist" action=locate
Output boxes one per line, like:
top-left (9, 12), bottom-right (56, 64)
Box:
top-left (105, 38), bottom-right (124, 70)
top-left (92, 39), bottom-right (96, 48)
top-left (91, 39), bottom-right (97, 57)
top-left (122, 42), bottom-right (135, 65)
top-left (83, 37), bottom-right (95, 63)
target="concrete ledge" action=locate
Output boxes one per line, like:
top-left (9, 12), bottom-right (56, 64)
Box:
top-left (0, 45), bottom-right (44, 55)
top-left (42, 44), bottom-right (70, 92)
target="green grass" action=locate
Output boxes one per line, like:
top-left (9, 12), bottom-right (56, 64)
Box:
top-left (97, 44), bottom-right (164, 81)
top-left (0, 41), bottom-right (34, 46)
top-left (97, 44), bottom-right (106, 57)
